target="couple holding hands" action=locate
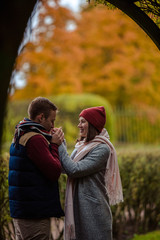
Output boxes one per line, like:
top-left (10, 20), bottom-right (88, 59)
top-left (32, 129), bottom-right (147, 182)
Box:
top-left (9, 97), bottom-right (123, 240)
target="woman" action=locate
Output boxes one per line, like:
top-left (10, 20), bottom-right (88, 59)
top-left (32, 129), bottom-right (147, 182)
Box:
top-left (58, 106), bottom-right (123, 240)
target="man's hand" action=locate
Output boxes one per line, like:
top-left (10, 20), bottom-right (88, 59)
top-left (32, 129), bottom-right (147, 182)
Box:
top-left (51, 127), bottom-right (64, 145)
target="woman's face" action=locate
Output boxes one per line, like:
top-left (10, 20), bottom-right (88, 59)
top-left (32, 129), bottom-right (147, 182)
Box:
top-left (78, 116), bottom-right (89, 138)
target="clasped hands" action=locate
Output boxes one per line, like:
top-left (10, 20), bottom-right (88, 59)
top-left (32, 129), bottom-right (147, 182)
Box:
top-left (50, 127), bottom-right (64, 145)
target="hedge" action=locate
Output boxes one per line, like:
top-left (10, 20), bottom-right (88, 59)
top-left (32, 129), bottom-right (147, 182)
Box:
top-left (1, 148), bottom-right (160, 239)
top-left (112, 148), bottom-right (160, 240)
top-left (0, 154), bottom-right (13, 240)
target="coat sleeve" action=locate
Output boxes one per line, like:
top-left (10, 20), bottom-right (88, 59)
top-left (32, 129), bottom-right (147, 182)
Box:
top-left (58, 143), bottom-right (110, 178)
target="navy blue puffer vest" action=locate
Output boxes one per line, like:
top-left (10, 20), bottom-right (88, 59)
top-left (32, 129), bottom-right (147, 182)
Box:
top-left (9, 134), bottom-right (64, 219)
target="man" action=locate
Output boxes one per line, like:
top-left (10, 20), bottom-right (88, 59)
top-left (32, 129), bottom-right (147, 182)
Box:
top-left (9, 97), bottom-right (64, 240)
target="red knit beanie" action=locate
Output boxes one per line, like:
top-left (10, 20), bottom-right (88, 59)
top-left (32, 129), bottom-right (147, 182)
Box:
top-left (79, 106), bottom-right (106, 132)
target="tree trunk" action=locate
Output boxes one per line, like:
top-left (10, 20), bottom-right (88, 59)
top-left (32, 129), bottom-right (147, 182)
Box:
top-left (0, 0), bottom-right (37, 152)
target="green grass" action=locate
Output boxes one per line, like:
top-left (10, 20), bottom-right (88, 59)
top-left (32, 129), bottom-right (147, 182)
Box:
top-left (131, 231), bottom-right (160, 240)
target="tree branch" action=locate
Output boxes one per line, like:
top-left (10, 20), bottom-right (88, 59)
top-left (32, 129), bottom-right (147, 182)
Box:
top-left (105, 0), bottom-right (160, 50)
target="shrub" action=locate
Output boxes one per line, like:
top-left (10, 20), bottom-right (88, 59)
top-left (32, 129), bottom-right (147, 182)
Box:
top-left (3, 100), bottom-right (30, 152)
top-left (131, 231), bottom-right (160, 240)
top-left (112, 149), bottom-right (160, 240)
top-left (1, 147), bottom-right (160, 240)
top-left (0, 154), bottom-right (14, 240)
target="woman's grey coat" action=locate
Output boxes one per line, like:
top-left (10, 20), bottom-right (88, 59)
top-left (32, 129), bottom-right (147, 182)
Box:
top-left (58, 143), bottom-right (113, 240)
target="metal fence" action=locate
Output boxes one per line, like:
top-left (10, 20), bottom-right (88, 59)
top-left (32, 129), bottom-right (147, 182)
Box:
top-left (114, 107), bottom-right (160, 144)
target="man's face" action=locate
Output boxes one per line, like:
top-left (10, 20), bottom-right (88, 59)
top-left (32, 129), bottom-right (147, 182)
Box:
top-left (40, 110), bottom-right (56, 132)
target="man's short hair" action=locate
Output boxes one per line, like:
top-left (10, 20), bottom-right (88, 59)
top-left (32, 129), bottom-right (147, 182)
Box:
top-left (28, 97), bottom-right (57, 120)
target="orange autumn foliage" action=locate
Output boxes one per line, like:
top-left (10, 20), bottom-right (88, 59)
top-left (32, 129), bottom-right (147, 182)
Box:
top-left (12, 1), bottom-right (160, 109)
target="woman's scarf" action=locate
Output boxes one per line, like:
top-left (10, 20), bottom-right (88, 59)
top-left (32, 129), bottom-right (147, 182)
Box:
top-left (64, 128), bottom-right (123, 240)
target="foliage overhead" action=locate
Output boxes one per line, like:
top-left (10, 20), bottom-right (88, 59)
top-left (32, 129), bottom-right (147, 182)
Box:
top-left (138, 0), bottom-right (160, 17)
top-left (90, 0), bottom-right (160, 19)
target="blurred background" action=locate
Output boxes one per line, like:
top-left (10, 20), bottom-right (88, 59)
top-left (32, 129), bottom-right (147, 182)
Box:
top-left (1, 0), bottom-right (160, 239)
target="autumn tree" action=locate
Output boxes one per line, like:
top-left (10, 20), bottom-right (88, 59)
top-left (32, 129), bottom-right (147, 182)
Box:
top-left (12, 0), bottom-right (83, 98)
top-left (13, 1), bottom-right (160, 110)
top-left (75, 5), bottom-right (160, 108)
